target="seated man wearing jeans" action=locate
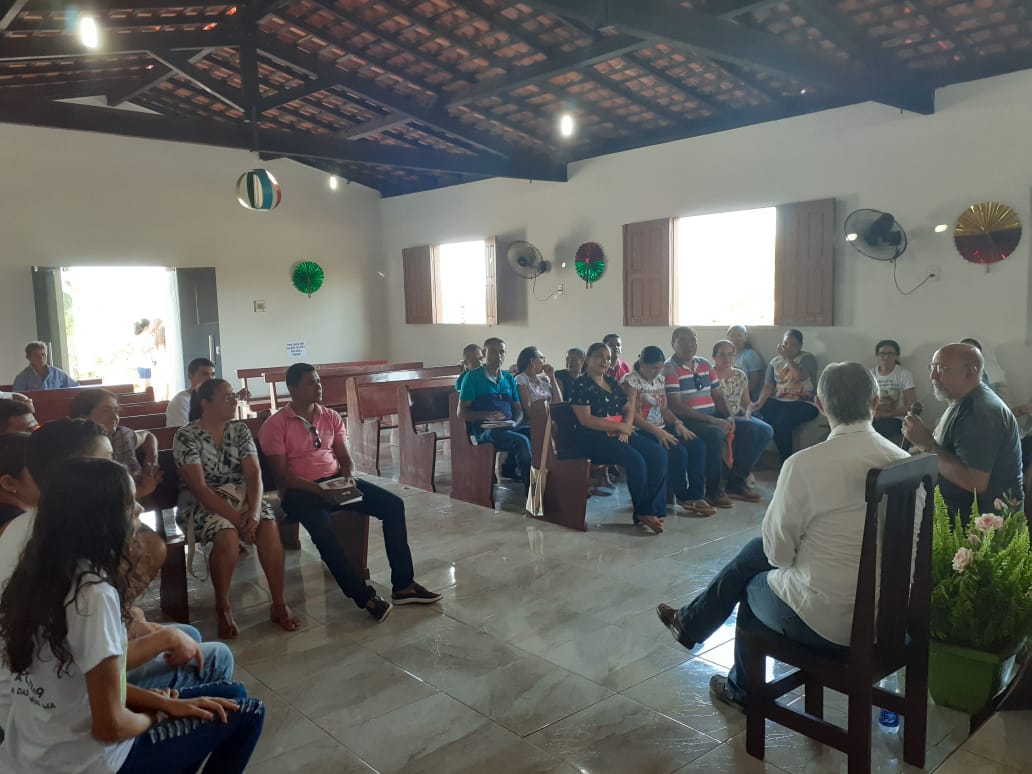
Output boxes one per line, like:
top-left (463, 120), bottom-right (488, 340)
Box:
top-left (656, 362), bottom-right (919, 708)
top-left (259, 363), bottom-right (440, 623)
top-left (458, 336), bottom-right (531, 489)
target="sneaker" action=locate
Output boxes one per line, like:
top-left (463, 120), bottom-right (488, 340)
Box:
top-left (392, 583), bottom-right (442, 605)
top-left (656, 603), bottom-right (696, 649)
top-left (677, 498), bottom-right (717, 517)
top-left (709, 675), bottom-right (744, 711)
top-left (727, 485), bottom-right (762, 503)
top-left (706, 493), bottom-right (734, 509)
top-left (366, 595), bottom-right (393, 622)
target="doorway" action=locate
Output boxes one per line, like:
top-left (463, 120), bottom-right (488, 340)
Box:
top-left (31, 266), bottom-right (220, 400)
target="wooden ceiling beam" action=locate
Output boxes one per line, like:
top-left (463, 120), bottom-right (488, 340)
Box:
top-left (0, 29), bottom-right (241, 61)
top-left (0, 95), bottom-right (567, 179)
top-left (256, 32), bottom-right (528, 160)
top-left (702, 1), bottom-right (786, 17)
top-left (0, 0), bottom-right (29, 31)
top-left (150, 49), bottom-right (247, 112)
top-left (524, 0), bottom-right (935, 114)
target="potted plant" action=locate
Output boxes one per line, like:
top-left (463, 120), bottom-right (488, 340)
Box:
top-left (928, 490), bottom-right (1032, 713)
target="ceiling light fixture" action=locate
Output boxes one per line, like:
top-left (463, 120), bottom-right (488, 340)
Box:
top-left (933, 223), bottom-right (949, 233)
top-left (79, 15), bottom-right (99, 49)
top-left (799, 88), bottom-right (807, 95)
top-left (845, 232), bottom-right (859, 242)
top-left (328, 175), bottom-right (339, 191)
top-left (559, 112), bottom-right (575, 138)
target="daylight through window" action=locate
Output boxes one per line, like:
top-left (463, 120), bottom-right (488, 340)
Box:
top-left (436, 239), bottom-right (487, 324)
top-left (674, 207), bottom-right (776, 326)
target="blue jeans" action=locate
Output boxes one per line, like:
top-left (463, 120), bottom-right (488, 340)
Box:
top-left (675, 537), bottom-right (842, 702)
top-left (638, 429), bottom-right (706, 501)
top-left (282, 478), bottom-right (415, 608)
top-left (574, 429), bottom-right (667, 520)
top-left (480, 427), bottom-right (532, 488)
top-left (118, 681), bottom-right (264, 774)
top-left (128, 624), bottom-right (235, 692)
top-left (729, 416), bottom-right (774, 485)
top-left (681, 420), bottom-right (726, 499)
top-left (761, 399), bottom-right (818, 462)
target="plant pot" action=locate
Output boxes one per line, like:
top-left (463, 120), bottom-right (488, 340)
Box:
top-left (928, 640), bottom-right (1020, 714)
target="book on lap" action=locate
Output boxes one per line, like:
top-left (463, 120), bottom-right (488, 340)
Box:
top-left (319, 477), bottom-right (364, 506)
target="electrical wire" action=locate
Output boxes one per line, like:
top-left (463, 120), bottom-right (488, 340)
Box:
top-left (532, 272), bottom-right (561, 301)
top-left (892, 258), bottom-right (935, 296)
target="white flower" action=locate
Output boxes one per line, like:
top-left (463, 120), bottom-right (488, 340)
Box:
top-left (994, 498), bottom-right (1006, 511)
top-left (952, 547), bottom-right (973, 573)
top-left (974, 514), bottom-right (1005, 532)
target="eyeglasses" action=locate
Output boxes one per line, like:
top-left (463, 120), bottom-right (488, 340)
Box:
top-left (929, 363), bottom-right (954, 374)
top-left (308, 424), bottom-right (322, 449)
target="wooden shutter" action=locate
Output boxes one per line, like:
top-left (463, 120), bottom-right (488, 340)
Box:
top-left (623, 218), bottom-right (673, 326)
top-left (402, 245), bottom-right (434, 324)
top-left (484, 236), bottom-right (497, 326)
top-left (774, 199), bottom-right (836, 326)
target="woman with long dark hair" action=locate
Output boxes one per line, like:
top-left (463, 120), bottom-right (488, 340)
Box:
top-left (177, 379), bottom-right (299, 638)
top-left (0, 457), bottom-right (265, 773)
top-left (568, 343), bottom-right (668, 533)
top-left (0, 433), bottom-right (37, 533)
top-left (622, 347), bottom-right (714, 517)
top-left (514, 345), bottom-right (563, 417)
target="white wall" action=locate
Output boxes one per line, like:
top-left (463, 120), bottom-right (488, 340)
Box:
top-left (379, 69), bottom-right (1032, 423)
top-left (0, 123), bottom-right (385, 394)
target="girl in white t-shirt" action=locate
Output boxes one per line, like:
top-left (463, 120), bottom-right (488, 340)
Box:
top-left (0, 457), bottom-right (265, 774)
top-left (869, 339), bottom-right (917, 440)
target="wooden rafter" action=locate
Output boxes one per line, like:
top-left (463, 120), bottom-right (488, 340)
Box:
top-left (0, 29), bottom-right (242, 60)
top-left (150, 49), bottom-right (247, 112)
top-left (525, 0), bottom-right (935, 114)
top-left (0, 95), bottom-right (567, 179)
top-left (0, 0), bottom-right (29, 31)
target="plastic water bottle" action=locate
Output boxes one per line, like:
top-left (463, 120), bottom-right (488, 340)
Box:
top-left (878, 710), bottom-right (900, 733)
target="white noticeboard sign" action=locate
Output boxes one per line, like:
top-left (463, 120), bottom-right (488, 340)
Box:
top-left (286, 341), bottom-right (308, 358)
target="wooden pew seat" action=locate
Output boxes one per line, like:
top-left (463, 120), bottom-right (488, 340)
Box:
top-left (447, 391), bottom-right (497, 509)
top-left (397, 384), bottom-right (454, 492)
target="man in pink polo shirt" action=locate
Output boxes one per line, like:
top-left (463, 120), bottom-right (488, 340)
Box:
top-left (259, 363), bottom-right (440, 622)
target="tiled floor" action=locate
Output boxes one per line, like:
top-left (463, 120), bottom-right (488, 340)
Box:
top-left (137, 442), bottom-right (986, 773)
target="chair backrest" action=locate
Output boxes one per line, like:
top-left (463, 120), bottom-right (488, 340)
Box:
top-left (851, 453), bottom-right (938, 667)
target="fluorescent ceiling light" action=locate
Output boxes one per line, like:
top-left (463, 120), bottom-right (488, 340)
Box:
top-left (559, 113), bottom-right (575, 138)
top-left (79, 16), bottom-right (99, 49)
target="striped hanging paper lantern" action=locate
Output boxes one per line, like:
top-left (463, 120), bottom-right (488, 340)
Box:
top-left (236, 169), bottom-right (282, 211)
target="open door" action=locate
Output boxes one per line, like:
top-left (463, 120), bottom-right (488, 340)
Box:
top-left (31, 266), bottom-right (70, 370)
top-left (176, 268), bottom-right (222, 378)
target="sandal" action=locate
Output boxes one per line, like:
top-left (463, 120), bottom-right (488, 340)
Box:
top-left (216, 607), bottom-right (239, 640)
top-left (640, 515), bottom-right (664, 534)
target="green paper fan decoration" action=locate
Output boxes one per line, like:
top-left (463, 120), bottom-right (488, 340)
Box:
top-left (292, 261), bottom-right (325, 297)
top-left (575, 242), bottom-right (606, 287)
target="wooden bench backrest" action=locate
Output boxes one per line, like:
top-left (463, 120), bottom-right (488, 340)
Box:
top-left (32, 386), bottom-right (156, 424)
top-left (262, 361), bottom-right (410, 385)
top-left (239, 360), bottom-right (389, 381)
top-left (346, 367), bottom-right (460, 422)
top-left (24, 383), bottom-right (136, 401)
top-left (120, 400), bottom-right (169, 417)
top-left (119, 413), bottom-right (169, 430)
top-left (151, 425), bottom-right (178, 450)
top-left (548, 403), bottom-right (581, 456)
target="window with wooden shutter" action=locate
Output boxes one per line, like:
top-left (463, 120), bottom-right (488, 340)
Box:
top-left (774, 199), bottom-right (836, 326)
top-left (402, 245), bottom-right (434, 324)
top-left (623, 218), bottom-right (673, 327)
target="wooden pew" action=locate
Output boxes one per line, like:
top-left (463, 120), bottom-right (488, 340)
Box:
top-left (237, 360), bottom-right (388, 414)
top-left (347, 366), bottom-right (461, 476)
top-left (141, 416), bottom-right (370, 623)
top-left (119, 413), bottom-right (169, 430)
top-left (528, 401), bottom-right (592, 532)
top-left (397, 384), bottom-right (456, 492)
top-left (448, 391), bottom-right (497, 509)
top-left (32, 386), bottom-right (155, 423)
top-left (264, 361), bottom-right (422, 410)
top-left (120, 400), bottom-right (169, 417)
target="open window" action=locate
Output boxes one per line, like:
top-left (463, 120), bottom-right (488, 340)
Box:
top-left (623, 198), bottom-right (835, 327)
top-left (403, 237), bottom-right (498, 325)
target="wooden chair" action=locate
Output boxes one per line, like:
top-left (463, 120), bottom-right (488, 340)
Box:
top-left (448, 390), bottom-right (496, 508)
top-left (737, 453), bottom-right (938, 774)
top-left (528, 401), bottom-right (591, 531)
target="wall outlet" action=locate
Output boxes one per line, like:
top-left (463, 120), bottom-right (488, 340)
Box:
top-left (557, 283), bottom-right (564, 295)
top-left (927, 265), bottom-right (940, 281)
top-left (254, 300), bottom-right (267, 312)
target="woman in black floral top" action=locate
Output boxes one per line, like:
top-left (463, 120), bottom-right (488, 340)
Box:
top-left (569, 342), bottom-right (668, 533)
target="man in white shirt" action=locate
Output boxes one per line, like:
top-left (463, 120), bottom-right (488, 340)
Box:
top-left (656, 361), bottom-right (916, 708)
top-left (165, 357), bottom-right (216, 426)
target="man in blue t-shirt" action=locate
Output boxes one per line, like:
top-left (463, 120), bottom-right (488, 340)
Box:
top-left (458, 337), bottom-right (531, 490)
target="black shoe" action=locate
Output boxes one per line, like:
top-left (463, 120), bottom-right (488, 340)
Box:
top-left (392, 583), bottom-right (442, 605)
top-left (656, 603), bottom-right (695, 649)
top-left (709, 675), bottom-right (744, 711)
top-left (366, 595), bottom-right (393, 622)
